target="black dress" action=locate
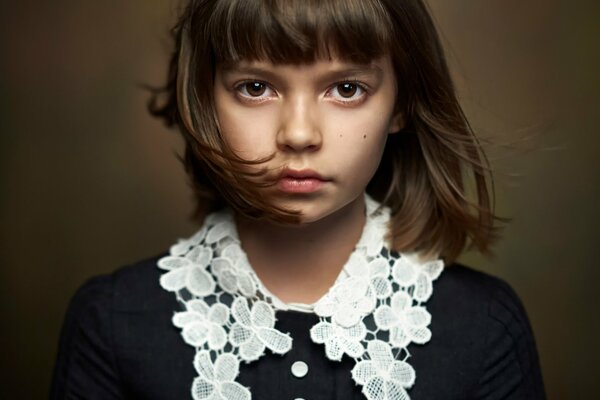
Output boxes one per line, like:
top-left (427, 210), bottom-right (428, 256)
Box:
top-left (50, 253), bottom-right (546, 399)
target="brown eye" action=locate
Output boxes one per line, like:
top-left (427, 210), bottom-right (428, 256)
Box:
top-left (337, 83), bottom-right (358, 98)
top-left (245, 82), bottom-right (267, 97)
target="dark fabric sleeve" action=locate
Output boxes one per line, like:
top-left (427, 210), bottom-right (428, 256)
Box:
top-left (471, 278), bottom-right (546, 400)
top-left (50, 275), bottom-right (125, 400)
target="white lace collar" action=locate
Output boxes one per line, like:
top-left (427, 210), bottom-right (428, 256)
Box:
top-left (157, 194), bottom-right (444, 400)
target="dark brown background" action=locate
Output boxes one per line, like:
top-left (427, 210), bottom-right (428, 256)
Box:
top-left (1, 1), bottom-right (598, 398)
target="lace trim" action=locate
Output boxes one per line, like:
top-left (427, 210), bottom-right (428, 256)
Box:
top-left (158, 195), bottom-right (444, 400)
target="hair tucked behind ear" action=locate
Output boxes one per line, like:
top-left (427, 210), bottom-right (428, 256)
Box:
top-left (148, 0), bottom-right (501, 264)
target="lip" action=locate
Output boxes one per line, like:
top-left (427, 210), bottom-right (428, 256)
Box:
top-left (277, 168), bottom-right (330, 194)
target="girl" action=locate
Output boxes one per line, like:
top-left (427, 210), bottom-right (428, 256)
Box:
top-left (51, 0), bottom-right (546, 399)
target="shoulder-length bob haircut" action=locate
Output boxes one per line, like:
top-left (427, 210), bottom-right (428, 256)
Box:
top-left (149, 0), bottom-right (500, 263)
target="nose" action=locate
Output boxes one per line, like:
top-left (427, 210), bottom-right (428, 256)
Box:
top-left (276, 95), bottom-right (322, 153)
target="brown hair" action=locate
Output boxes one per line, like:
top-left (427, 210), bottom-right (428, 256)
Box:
top-left (148, 0), bottom-right (500, 263)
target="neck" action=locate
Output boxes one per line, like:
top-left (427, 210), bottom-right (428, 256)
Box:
top-left (235, 195), bottom-right (367, 304)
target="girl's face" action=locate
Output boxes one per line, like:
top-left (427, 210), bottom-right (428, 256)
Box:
top-left (214, 55), bottom-right (402, 224)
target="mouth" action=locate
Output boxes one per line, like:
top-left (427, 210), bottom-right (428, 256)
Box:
top-left (277, 168), bottom-right (330, 194)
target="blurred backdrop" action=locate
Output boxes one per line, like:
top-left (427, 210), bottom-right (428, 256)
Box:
top-left (1, 0), bottom-right (598, 398)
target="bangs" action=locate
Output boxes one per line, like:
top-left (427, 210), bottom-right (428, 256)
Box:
top-left (203, 0), bottom-right (394, 64)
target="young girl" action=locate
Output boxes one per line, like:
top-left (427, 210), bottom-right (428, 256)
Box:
top-left (51, 0), bottom-right (546, 399)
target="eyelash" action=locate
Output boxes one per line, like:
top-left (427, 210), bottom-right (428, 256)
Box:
top-left (233, 80), bottom-right (370, 105)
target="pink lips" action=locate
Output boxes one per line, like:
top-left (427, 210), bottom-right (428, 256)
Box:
top-left (277, 168), bottom-right (330, 194)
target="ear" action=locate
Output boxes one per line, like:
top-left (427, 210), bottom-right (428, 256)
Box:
top-left (387, 111), bottom-right (404, 134)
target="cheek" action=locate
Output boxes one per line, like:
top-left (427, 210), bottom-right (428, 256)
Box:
top-left (325, 108), bottom-right (390, 174)
top-left (214, 98), bottom-right (278, 158)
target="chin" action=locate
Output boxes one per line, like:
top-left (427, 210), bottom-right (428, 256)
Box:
top-left (270, 199), bottom-right (329, 225)
top-left (268, 190), bottom-right (365, 226)
top-left (288, 200), bottom-right (355, 226)
top-left (295, 212), bottom-right (325, 225)
top-left (287, 208), bottom-right (326, 225)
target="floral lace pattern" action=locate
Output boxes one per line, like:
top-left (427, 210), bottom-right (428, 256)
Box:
top-left (158, 195), bottom-right (444, 400)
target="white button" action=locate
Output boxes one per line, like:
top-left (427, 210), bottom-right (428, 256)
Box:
top-left (291, 360), bottom-right (309, 378)
top-left (294, 398), bottom-right (306, 400)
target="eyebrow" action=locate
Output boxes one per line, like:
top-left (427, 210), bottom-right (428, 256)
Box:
top-left (322, 65), bottom-right (384, 81)
top-left (220, 63), bottom-right (383, 85)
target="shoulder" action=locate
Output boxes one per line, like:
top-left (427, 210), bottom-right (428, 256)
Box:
top-left (425, 263), bottom-right (546, 398)
top-left (432, 263), bottom-right (536, 339)
top-left (430, 263), bottom-right (536, 355)
top-left (434, 262), bottom-right (518, 300)
top-left (67, 251), bottom-right (173, 315)
top-left (51, 252), bottom-right (183, 398)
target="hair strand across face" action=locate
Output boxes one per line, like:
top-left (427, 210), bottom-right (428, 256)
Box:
top-left (148, 0), bottom-right (502, 263)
